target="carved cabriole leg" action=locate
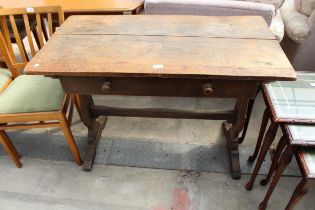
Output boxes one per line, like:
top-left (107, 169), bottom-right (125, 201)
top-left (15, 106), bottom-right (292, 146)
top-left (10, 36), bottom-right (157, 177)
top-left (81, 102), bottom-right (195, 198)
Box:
top-left (79, 95), bottom-right (107, 171)
top-left (285, 178), bottom-right (312, 210)
top-left (248, 108), bottom-right (270, 162)
top-left (260, 135), bottom-right (287, 186)
top-left (245, 122), bottom-right (279, 190)
top-left (259, 145), bottom-right (295, 210)
top-left (223, 98), bottom-right (249, 179)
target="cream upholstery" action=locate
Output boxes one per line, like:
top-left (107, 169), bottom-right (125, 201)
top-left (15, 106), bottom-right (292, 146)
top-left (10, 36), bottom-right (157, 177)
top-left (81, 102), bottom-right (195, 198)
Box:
top-left (299, 0), bottom-right (315, 16)
top-left (281, 0), bottom-right (312, 43)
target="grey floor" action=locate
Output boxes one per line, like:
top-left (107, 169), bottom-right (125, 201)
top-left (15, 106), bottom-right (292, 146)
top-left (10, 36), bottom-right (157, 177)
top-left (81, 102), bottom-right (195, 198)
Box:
top-left (0, 93), bottom-right (314, 210)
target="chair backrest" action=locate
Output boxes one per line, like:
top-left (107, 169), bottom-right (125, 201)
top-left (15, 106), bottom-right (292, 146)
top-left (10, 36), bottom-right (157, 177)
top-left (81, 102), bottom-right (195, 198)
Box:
top-left (0, 6), bottom-right (64, 77)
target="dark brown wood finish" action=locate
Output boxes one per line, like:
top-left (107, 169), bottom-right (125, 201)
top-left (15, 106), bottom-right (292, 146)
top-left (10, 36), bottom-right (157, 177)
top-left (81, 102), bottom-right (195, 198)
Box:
top-left (57, 15), bottom-right (276, 39)
top-left (24, 15), bottom-right (295, 177)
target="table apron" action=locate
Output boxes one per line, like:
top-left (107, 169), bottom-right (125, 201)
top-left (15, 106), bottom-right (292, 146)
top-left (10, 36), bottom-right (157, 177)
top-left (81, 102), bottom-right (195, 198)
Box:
top-left (58, 76), bottom-right (259, 98)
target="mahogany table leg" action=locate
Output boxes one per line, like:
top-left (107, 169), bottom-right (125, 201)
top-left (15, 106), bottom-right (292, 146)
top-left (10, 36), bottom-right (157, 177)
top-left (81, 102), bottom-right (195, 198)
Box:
top-left (245, 122), bottom-right (279, 190)
top-left (248, 108), bottom-right (270, 163)
top-left (79, 95), bottom-right (107, 171)
top-left (223, 98), bottom-right (249, 179)
top-left (260, 136), bottom-right (286, 186)
top-left (259, 145), bottom-right (294, 210)
top-left (239, 87), bottom-right (260, 144)
top-left (285, 178), bottom-right (312, 210)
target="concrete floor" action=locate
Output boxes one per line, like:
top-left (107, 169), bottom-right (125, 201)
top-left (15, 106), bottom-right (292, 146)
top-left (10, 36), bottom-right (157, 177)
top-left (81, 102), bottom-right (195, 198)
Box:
top-left (1, 93), bottom-right (315, 210)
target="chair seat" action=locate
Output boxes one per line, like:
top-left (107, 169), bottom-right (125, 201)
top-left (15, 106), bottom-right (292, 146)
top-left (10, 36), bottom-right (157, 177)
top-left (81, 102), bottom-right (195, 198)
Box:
top-left (0, 68), bottom-right (12, 93)
top-left (264, 72), bottom-right (315, 121)
top-left (0, 75), bottom-right (64, 114)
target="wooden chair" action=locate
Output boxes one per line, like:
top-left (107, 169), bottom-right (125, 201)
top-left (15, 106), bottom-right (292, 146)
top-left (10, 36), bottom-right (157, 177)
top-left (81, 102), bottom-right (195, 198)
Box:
top-left (0, 6), bottom-right (82, 167)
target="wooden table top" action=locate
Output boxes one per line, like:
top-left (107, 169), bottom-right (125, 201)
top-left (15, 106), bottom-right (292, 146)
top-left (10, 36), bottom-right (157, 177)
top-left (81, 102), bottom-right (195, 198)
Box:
top-left (25, 15), bottom-right (296, 81)
top-left (0, 0), bottom-right (144, 13)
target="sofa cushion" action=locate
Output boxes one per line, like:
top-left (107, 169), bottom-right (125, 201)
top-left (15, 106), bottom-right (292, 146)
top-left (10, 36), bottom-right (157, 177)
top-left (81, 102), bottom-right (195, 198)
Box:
top-left (0, 75), bottom-right (64, 114)
top-left (298, 0), bottom-right (315, 16)
top-left (0, 68), bottom-right (12, 94)
top-left (145, 0), bottom-right (276, 25)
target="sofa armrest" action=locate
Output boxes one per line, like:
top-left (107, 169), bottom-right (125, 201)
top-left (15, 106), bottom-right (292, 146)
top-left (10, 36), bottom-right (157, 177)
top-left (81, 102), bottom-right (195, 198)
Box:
top-left (280, 0), bottom-right (310, 43)
top-left (145, 0), bottom-right (275, 25)
top-left (270, 10), bottom-right (285, 41)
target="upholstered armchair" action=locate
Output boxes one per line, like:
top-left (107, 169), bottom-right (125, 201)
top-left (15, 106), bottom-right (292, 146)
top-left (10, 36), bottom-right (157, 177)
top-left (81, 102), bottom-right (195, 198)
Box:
top-left (145, 0), bottom-right (286, 41)
top-left (292, 11), bottom-right (315, 71)
top-left (280, 0), bottom-right (315, 62)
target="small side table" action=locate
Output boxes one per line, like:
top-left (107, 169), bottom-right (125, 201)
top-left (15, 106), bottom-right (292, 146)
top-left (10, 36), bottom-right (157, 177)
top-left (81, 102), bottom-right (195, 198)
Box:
top-left (246, 72), bottom-right (315, 190)
top-left (259, 125), bottom-right (315, 210)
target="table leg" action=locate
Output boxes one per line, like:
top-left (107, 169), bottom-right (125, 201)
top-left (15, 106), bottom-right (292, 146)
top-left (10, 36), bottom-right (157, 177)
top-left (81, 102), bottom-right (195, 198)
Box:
top-left (245, 122), bottom-right (279, 190)
top-left (79, 95), bottom-right (107, 171)
top-left (285, 178), bottom-right (312, 210)
top-left (259, 145), bottom-right (294, 210)
top-left (239, 98), bottom-right (255, 143)
top-left (223, 98), bottom-right (249, 179)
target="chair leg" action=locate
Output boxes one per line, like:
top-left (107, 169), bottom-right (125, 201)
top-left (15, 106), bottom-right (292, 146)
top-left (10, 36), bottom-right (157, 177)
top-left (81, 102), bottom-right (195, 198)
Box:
top-left (285, 178), bottom-right (310, 210)
top-left (239, 98), bottom-right (255, 143)
top-left (259, 145), bottom-right (294, 210)
top-left (245, 122), bottom-right (279, 191)
top-left (248, 108), bottom-right (270, 162)
top-left (74, 94), bottom-right (83, 121)
top-left (0, 131), bottom-right (22, 168)
top-left (59, 114), bottom-right (82, 166)
top-left (260, 136), bottom-right (287, 185)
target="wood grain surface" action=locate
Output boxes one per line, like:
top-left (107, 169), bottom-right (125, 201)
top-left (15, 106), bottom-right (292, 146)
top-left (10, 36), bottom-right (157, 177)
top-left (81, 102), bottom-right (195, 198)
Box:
top-left (57, 15), bottom-right (276, 40)
top-left (24, 15), bottom-right (295, 81)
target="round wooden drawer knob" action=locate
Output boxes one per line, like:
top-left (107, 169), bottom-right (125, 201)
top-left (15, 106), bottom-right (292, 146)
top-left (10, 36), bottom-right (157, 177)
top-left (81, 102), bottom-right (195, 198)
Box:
top-left (101, 81), bottom-right (111, 93)
top-left (203, 83), bottom-right (213, 96)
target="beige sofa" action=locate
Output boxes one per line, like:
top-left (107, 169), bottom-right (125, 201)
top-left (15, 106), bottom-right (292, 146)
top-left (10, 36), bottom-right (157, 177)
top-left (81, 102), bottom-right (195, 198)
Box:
top-left (145, 0), bottom-right (286, 41)
top-left (280, 0), bottom-right (315, 62)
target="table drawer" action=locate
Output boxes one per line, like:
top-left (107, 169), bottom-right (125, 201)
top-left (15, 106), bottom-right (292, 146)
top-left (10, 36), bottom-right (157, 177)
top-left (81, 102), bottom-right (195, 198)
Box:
top-left (59, 76), bottom-right (259, 98)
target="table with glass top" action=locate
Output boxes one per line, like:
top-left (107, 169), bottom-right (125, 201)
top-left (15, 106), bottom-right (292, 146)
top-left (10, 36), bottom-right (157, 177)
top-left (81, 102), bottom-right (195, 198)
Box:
top-left (246, 72), bottom-right (315, 165)
top-left (257, 124), bottom-right (315, 210)
top-left (245, 72), bottom-right (315, 209)
top-left (264, 72), bottom-right (315, 124)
